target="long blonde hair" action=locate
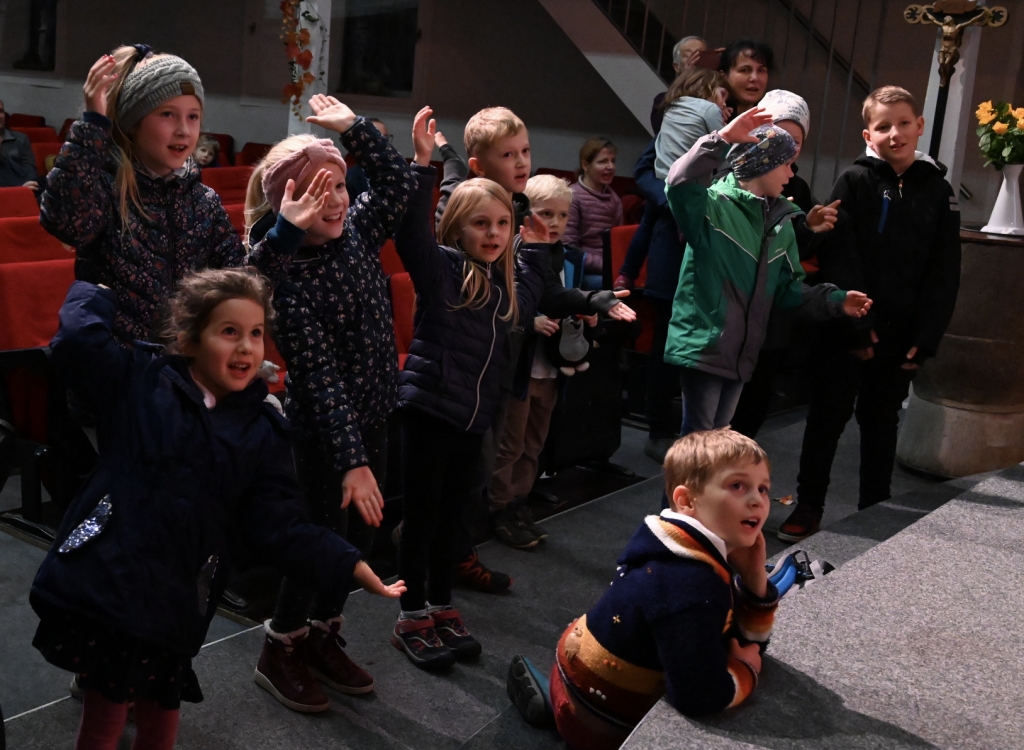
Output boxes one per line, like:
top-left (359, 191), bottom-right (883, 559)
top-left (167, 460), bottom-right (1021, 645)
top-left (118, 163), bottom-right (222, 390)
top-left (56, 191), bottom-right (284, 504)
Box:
top-left (243, 133), bottom-right (319, 247)
top-left (437, 179), bottom-right (518, 324)
top-left (104, 46), bottom-right (200, 230)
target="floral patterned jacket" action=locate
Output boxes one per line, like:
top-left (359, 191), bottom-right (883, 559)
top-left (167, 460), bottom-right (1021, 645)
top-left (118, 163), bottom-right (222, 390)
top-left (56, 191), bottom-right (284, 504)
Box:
top-left (246, 118), bottom-right (417, 475)
top-left (40, 112), bottom-right (244, 346)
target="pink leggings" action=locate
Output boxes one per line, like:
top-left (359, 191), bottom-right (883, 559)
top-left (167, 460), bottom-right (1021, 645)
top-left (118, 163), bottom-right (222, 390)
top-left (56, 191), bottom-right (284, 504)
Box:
top-left (76, 690), bottom-right (180, 750)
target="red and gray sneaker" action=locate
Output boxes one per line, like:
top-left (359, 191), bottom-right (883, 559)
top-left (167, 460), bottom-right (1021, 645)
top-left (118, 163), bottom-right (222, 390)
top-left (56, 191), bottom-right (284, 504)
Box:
top-left (391, 616), bottom-right (456, 671)
top-left (455, 547), bottom-right (512, 593)
top-left (430, 606), bottom-right (482, 661)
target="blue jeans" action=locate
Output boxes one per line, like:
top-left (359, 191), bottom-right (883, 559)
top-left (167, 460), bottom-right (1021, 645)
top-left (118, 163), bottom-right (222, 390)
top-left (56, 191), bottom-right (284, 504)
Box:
top-left (679, 368), bottom-right (745, 436)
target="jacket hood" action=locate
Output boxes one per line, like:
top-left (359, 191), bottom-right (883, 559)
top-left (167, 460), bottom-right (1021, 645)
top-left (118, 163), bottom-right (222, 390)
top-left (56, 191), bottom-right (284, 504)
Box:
top-left (617, 511), bottom-right (731, 576)
top-left (856, 146), bottom-right (946, 177)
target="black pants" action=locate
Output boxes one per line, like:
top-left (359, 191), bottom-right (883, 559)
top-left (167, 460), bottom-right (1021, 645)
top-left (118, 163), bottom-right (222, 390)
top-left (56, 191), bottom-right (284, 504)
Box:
top-left (398, 408), bottom-right (483, 611)
top-left (269, 421), bottom-right (388, 632)
top-left (796, 340), bottom-right (915, 511)
top-left (730, 348), bottom-right (785, 439)
top-left (646, 296), bottom-right (681, 438)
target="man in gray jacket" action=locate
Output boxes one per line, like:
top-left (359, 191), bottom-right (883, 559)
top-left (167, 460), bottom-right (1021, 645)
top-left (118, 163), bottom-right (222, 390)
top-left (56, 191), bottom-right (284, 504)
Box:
top-left (0, 99), bottom-right (40, 190)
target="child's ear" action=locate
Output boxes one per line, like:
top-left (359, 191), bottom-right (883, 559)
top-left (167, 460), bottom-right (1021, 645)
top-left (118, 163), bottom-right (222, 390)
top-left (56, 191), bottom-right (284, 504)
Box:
top-left (671, 485), bottom-right (697, 516)
top-left (862, 128), bottom-right (870, 145)
top-left (915, 116), bottom-right (925, 136)
top-left (467, 156), bottom-right (485, 178)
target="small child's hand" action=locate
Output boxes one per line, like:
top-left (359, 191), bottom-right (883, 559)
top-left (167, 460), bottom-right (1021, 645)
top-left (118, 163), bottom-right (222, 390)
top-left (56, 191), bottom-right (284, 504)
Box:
top-left (606, 291), bottom-right (637, 322)
top-left (341, 465), bottom-right (384, 527)
top-left (902, 346), bottom-right (920, 370)
top-left (582, 313), bottom-right (599, 328)
top-left (842, 291), bottom-right (872, 318)
top-left (727, 532), bottom-right (768, 598)
top-left (353, 561), bottom-right (407, 598)
top-left (729, 638), bottom-right (762, 675)
top-left (84, 55), bottom-right (118, 117)
top-left (851, 329), bottom-right (879, 360)
top-left (434, 130), bottom-right (448, 149)
top-left (719, 107), bottom-right (774, 144)
top-left (412, 105), bottom-right (437, 166)
top-left (520, 214), bottom-right (553, 244)
top-left (278, 170), bottom-right (331, 231)
top-left (534, 315), bottom-right (560, 336)
top-left (306, 94), bottom-right (358, 133)
top-left (807, 200), bottom-right (841, 233)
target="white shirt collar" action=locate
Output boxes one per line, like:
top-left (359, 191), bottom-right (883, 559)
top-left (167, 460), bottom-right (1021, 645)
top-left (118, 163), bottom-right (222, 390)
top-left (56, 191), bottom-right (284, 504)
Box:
top-left (189, 369), bottom-right (217, 409)
top-left (660, 509), bottom-right (728, 560)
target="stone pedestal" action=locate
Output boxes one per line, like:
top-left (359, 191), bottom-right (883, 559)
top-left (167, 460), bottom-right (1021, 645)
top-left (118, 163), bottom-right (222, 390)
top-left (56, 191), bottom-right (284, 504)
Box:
top-left (897, 229), bottom-right (1024, 477)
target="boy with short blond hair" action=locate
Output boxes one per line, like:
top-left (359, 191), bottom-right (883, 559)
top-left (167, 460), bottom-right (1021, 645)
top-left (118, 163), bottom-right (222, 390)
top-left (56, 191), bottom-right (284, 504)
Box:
top-left (780, 85), bottom-right (961, 542)
top-left (507, 428), bottom-right (780, 749)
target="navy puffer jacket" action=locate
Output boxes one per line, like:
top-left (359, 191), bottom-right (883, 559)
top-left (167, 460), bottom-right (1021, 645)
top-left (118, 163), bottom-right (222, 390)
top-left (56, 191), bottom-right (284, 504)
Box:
top-left (40, 112), bottom-right (244, 346)
top-left (31, 283), bottom-right (360, 656)
top-left (394, 166), bottom-right (547, 433)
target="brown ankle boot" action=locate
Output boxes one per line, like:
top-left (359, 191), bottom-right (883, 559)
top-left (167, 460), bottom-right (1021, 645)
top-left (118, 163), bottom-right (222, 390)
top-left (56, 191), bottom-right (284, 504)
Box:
top-left (253, 623), bottom-right (330, 712)
top-left (304, 617), bottom-right (374, 695)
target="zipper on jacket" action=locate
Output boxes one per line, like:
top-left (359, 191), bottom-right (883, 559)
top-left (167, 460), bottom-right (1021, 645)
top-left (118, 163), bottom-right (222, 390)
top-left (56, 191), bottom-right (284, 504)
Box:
top-left (878, 189), bottom-right (891, 233)
top-left (898, 179), bottom-right (903, 199)
top-left (467, 285), bottom-right (501, 431)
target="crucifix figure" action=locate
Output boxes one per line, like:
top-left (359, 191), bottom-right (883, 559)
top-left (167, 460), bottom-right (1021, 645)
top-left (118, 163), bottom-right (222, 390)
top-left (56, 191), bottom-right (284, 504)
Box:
top-left (905, 0), bottom-right (1007, 157)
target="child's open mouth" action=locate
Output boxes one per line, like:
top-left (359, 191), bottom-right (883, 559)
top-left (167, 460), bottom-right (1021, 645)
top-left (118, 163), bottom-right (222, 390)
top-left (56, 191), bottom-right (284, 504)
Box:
top-left (740, 518), bottom-right (761, 530)
top-left (228, 363), bottom-right (251, 379)
top-left (169, 145), bottom-right (189, 155)
top-left (322, 213), bottom-right (344, 225)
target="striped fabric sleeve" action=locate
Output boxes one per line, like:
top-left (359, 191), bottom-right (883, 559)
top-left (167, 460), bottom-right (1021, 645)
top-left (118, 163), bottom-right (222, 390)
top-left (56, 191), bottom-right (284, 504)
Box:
top-left (726, 655), bottom-right (759, 708)
top-left (732, 576), bottom-right (780, 646)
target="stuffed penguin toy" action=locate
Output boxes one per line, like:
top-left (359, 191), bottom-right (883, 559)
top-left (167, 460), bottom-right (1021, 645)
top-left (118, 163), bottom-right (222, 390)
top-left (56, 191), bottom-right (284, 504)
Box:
top-left (544, 315), bottom-right (591, 376)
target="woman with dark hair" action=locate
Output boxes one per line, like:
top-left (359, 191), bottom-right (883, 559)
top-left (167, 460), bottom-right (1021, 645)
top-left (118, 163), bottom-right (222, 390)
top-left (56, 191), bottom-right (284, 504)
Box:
top-left (718, 40), bottom-right (773, 115)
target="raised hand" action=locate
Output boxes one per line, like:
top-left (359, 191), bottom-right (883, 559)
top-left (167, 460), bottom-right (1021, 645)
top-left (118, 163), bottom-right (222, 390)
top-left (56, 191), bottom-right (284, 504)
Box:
top-left (412, 105), bottom-right (437, 166)
top-left (306, 94), bottom-right (357, 133)
top-left (341, 465), bottom-right (384, 528)
top-left (842, 291), bottom-right (872, 319)
top-left (278, 170), bottom-right (331, 230)
top-left (84, 55), bottom-right (118, 117)
top-left (520, 213), bottom-right (553, 244)
top-left (719, 107), bottom-right (775, 144)
top-left (534, 315), bottom-right (560, 336)
top-left (353, 561), bottom-right (407, 598)
top-left (807, 200), bottom-right (841, 233)
top-left (434, 130), bottom-right (448, 149)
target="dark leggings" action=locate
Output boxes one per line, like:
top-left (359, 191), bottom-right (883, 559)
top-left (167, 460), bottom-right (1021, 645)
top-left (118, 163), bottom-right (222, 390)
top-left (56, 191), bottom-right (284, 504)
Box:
top-left (646, 297), bottom-right (681, 438)
top-left (397, 408), bottom-right (484, 612)
top-left (269, 421), bottom-right (388, 633)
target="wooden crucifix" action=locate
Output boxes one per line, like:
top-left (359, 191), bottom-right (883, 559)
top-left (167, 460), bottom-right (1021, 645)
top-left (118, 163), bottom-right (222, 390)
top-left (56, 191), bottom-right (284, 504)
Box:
top-left (905, 0), bottom-right (1008, 158)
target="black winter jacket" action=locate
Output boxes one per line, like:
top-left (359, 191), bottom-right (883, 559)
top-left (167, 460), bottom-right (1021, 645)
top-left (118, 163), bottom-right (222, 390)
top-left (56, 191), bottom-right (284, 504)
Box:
top-left (246, 118), bottom-right (417, 474)
top-left (815, 151), bottom-right (961, 358)
top-left (31, 283), bottom-right (360, 656)
top-left (40, 112), bottom-right (245, 346)
top-left (395, 166), bottom-right (547, 433)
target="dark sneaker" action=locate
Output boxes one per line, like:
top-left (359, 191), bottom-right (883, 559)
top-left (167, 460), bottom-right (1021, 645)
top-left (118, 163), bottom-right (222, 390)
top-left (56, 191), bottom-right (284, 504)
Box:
top-left (644, 437), bottom-right (676, 465)
top-left (777, 503), bottom-right (823, 543)
top-left (455, 547), bottom-right (513, 593)
top-left (507, 655), bottom-right (554, 727)
top-left (431, 606), bottom-right (482, 660)
top-left (254, 625), bottom-right (330, 712)
top-left (514, 501), bottom-right (547, 542)
top-left (304, 619), bottom-right (374, 695)
top-left (612, 274), bottom-right (634, 291)
top-left (391, 616), bottom-right (456, 670)
top-left (493, 506), bottom-right (539, 549)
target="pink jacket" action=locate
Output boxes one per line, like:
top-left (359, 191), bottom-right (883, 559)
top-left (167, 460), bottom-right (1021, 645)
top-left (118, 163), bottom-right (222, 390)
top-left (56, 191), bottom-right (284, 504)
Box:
top-left (565, 180), bottom-right (623, 273)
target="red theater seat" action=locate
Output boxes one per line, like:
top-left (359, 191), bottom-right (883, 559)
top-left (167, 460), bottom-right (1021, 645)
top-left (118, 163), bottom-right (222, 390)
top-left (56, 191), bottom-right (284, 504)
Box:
top-left (8, 113), bottom-right (46, 128)
top-left (223, 204), bottom-right (245, 237)
top-left (0, 187), bottom-right (40, 218)
top-left (236, 142), bottom-right (272, 167)
top-left (601, 224), bottom-right (643, 291)
top-left (32, 142), bottom-right (62, 176)
top-left (388, 272), bottom-right (414, 370)
top-left (57, 117), bottom-right (75, 142)
top-left (12, 126), bottom-right (60, 143)
top-left (0, 217), bottom-right (74, 263)
top-left (621, 193), bottom-right (645, 225)
top-left (202, 166), bottom-right (253, 206)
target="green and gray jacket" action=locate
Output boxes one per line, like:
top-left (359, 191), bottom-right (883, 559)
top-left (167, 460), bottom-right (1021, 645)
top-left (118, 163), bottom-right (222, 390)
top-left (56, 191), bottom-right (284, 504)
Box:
top-left (664, 133), bottom-right (847, 382)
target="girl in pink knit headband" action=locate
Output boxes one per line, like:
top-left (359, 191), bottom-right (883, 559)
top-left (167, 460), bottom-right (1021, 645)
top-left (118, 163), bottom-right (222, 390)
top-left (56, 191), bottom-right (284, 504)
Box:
top-left (243, 93), bottom-right (418, 714)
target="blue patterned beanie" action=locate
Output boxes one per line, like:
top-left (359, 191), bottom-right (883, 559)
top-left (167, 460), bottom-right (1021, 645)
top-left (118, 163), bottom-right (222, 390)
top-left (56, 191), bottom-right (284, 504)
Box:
top-left (727, 125), bottom-right (797, 180)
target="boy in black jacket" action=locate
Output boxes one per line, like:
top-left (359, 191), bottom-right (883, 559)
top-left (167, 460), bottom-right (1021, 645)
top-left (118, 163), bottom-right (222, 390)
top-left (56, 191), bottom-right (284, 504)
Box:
top-left (779, 86), bottom-right (961, 542)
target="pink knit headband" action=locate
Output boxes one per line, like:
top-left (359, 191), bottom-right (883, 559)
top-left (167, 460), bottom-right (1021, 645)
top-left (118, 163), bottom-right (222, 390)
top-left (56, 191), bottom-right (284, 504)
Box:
top-left (261, 138), bottom-right (347, 213)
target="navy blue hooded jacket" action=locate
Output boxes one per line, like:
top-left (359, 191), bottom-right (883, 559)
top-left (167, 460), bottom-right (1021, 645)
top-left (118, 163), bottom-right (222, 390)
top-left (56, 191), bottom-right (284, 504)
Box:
top-left (30, 282), bottom-right (360, 656)
top-left (394, 166), bottom-right (547, 433)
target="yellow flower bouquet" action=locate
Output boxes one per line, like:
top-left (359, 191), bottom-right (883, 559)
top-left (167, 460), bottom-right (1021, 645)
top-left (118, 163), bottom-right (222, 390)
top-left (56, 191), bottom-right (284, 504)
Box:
top-left (976, 101), bottom-right (1024, 169)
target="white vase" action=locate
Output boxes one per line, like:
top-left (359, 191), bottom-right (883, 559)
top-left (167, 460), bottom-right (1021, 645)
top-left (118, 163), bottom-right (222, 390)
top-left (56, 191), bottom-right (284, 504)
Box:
top-left (982, 163), bottom-right (1024, 235)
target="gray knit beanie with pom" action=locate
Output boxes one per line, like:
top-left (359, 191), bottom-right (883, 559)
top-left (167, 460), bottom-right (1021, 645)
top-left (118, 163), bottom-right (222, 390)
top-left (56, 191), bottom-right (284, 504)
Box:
top-left (116, 54), bottom-right (205, 134)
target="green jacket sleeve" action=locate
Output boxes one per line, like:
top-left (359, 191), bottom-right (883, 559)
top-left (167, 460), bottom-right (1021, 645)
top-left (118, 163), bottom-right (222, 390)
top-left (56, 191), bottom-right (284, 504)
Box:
top-left (664, 133), bottom-right (731, 249)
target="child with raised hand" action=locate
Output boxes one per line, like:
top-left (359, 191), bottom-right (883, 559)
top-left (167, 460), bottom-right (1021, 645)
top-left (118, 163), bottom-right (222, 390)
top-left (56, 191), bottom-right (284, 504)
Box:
top-left (243, 93), bottom-right (417, 711)
top-left (664, 107), bottom-right (872, 436)
top-left (564, 137), bottom-right (623, 286)
top-left (388, 107), bottom-right (552, 671)
top-left (507, 429), bottom-right (780, 749)
top-left (41, 46), bottom-right (244, 346)
top-left (30, 269), bottom-right (404, 750)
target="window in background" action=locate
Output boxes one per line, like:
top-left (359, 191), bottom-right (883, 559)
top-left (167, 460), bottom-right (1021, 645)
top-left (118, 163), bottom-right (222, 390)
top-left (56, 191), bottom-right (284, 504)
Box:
top-left (337, 0), bottom-right (419, 99)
